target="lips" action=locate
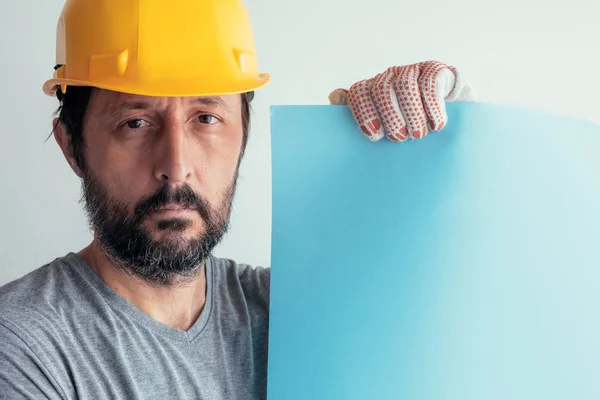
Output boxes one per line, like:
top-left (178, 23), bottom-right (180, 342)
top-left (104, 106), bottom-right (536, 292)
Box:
top-left (158, 205), bottom-right (190, 211)
top-left (152, 204), bottom-right (196, 214)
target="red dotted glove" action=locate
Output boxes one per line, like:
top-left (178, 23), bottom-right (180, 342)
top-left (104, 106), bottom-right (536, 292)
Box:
top-left (329, 61), bottom-right (476, 142)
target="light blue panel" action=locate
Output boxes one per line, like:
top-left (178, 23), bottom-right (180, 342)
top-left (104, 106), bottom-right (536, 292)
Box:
top-left (267, 103), bottom-right (600, 400)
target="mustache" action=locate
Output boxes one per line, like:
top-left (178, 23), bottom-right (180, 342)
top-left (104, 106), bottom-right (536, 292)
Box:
top-left (133, 184), bottom-right (213, 222)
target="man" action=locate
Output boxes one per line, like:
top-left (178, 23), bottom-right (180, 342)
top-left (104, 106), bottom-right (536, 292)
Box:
top-left (0, 0), bottom-right (474, 398)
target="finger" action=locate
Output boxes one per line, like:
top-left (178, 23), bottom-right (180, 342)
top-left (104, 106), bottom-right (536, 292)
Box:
top-left (392, 64), bottom-right (429, 140)
top-left (329, 88), bottom-right (349, 105)
top-left (370, 67), bottom-right (410, 142)
top-left (347, 78), bottom-right (384, 141)
top-left (419, 61), bottom-right (454, 131)
top-left (445, 67), bottom-right (478, 102)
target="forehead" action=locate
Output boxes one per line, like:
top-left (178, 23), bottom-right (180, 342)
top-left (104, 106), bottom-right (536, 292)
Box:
top-left (88, 89), bottom-right (238, 116)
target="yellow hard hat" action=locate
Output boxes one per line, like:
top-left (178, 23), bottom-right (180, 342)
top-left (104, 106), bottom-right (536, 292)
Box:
top-left (43, 0), bottom-right (270, 97)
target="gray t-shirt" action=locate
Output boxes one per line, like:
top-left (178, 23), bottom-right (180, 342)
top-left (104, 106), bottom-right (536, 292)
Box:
top-left (0, 253), bottom-right (270, 399)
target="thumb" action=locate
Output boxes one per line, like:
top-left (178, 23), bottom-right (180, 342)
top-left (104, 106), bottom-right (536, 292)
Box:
top-left (444, 67), bottom-right (478, 102)
top-left (329, 88), bottom-right (349, 105)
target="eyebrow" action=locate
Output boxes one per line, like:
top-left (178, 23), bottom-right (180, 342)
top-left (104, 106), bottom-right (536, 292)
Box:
top-left (108, 101), bottom-right (150, 117)
top-left (194, 96), bottom-right (229, 109)
top-left (108, 96), bottom-right (229, 117)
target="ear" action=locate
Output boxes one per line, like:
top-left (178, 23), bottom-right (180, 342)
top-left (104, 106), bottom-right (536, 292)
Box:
top-left (53, 118), bottom-right (84, 178)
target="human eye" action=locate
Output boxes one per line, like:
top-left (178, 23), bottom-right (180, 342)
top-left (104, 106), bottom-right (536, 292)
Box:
top-left (122, 118), bottom-right (151, 130)
top-left (198, 114), bottom-right (221, 125)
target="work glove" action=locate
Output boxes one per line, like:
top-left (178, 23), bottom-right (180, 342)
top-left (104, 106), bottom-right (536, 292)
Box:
top-left (329, 60), bottom-right (476, 142)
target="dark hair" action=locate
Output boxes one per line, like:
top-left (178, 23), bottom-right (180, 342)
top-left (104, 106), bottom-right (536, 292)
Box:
top-left (52, 87), bottom-right (252, 171)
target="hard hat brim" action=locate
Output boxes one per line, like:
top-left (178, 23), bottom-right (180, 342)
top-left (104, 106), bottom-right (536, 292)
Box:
top-left (42, 73), bottom-right (270, 97)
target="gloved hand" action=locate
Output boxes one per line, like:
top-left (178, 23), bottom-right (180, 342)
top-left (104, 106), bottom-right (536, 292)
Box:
top-left (329, 60), bottom-right (476, 142)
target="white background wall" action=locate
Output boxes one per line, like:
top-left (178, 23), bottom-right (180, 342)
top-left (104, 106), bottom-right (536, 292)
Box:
top-left (0, 0), bottom-right (598, 285)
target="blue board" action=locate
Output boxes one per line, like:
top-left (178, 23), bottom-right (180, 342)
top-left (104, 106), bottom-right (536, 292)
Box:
top-left (268, 103), bottom-right (600, 399)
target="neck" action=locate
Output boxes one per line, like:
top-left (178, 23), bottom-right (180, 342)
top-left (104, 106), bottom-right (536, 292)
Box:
top-left (78, 240), bottom-right (207, 331)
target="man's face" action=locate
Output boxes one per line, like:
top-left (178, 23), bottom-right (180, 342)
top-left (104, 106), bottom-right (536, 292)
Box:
top-left (71, 89), bottom-right (245, 285)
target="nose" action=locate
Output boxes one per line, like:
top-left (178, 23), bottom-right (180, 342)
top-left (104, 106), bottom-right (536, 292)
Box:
top-left (153, 121), bottom-right (193, 184)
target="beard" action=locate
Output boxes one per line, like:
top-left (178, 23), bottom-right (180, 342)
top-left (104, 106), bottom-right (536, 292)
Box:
top-left (80, 170), bottom-right (236, 287)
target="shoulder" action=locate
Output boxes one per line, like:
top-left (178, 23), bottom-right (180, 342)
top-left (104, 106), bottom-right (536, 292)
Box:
top-left (0, 320), bottom-right (66, 399)
top-left (0, 253), bottom-right (87, 339)
top-left (0, 254), bottom-right (88, 398)
top-left (208, 255), bottom-right (270, 313)
top-left (0, 253), bottom-right (84, 307)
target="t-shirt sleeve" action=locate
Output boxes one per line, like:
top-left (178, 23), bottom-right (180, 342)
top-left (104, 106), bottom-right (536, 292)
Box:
top-left (237, 264), bottom-right (270, 312)
top-left (0, 322), bottom-right (64, 400)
